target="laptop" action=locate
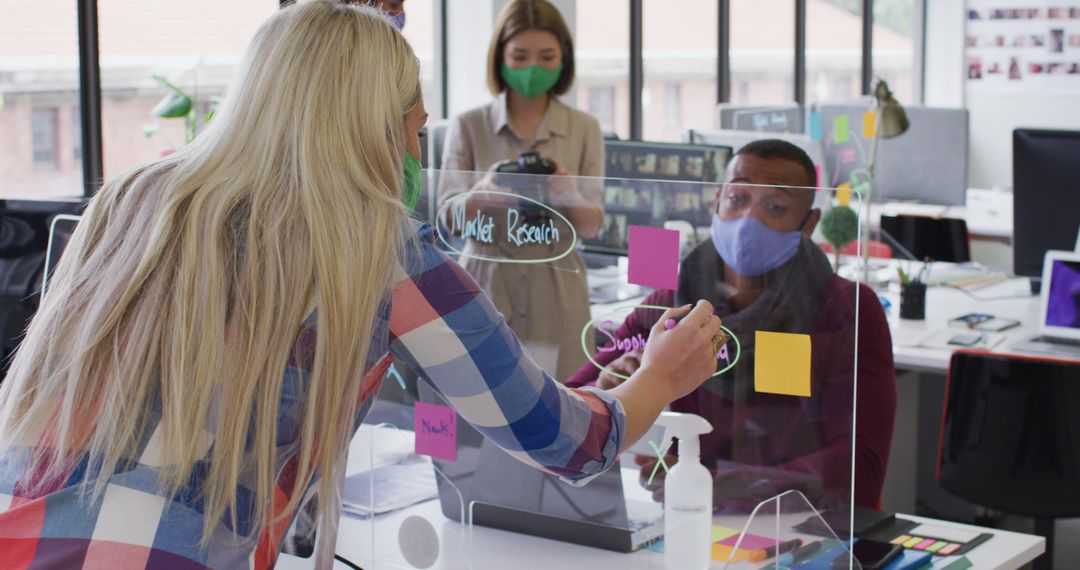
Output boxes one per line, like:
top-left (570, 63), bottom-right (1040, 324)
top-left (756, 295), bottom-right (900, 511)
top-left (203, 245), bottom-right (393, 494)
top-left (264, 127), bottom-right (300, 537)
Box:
top-left (1011, 250), bottom-right (1080, 359)
top-left (417, 381), bottom-right (664, 553)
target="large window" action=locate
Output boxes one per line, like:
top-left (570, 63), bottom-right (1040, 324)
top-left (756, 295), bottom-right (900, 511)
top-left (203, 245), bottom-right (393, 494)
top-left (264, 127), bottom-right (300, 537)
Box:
top-left (807, 0), bottom-right (864, 105)
top-left (873, 0), bottom-right (918, 104)
top-left (574, 0), bottom-right (630, 139)
top-left (0, 0), bottom-right (82, 198)
top-left (642, 0), bottom-right (717, 142)
top-left (399, 0), bottom-right (441, 118)
top-left (98, 0), bottom-right (278, 179)
top-left (730, 0), bottom-right (797, 106)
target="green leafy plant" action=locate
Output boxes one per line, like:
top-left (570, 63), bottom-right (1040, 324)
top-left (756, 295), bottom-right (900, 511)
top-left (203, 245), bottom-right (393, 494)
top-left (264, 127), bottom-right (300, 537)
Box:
top-left (145, 73), bottom-right (218, 146)
top-left (820, 204), bottom-right (859, 271)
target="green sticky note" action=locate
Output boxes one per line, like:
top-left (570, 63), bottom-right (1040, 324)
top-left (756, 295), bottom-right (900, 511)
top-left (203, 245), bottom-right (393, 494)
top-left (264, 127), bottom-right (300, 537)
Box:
top-left (834, 114), bottom-right (850, 143)
top-left (754, 331), bottom-right (812, 397)
top-left (903, 536), bottom-right (923, 548)
top-left (711, 525), bottom-right (739, 543)
top-left (927, 540), bottom-right (950, 553)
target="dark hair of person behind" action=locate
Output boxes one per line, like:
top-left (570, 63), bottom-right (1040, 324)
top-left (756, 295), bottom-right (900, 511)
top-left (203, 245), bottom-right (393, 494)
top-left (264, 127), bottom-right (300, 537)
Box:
top-left (735, 139), bottom-right (817, 188)
top-left (487, 0), bottom-right (576, 97)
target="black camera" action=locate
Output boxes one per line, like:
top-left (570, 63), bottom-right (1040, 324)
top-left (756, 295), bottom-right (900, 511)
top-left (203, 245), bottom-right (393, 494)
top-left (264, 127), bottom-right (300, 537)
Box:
top-left (492, 151), bottom-right (557, 220)
top-left (493, 151), bottom-right (557, 176)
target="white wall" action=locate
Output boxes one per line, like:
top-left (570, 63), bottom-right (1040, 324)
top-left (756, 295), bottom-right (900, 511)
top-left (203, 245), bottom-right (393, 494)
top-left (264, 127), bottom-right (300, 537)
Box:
top-left (924, 1), bottom-right (1080, 190)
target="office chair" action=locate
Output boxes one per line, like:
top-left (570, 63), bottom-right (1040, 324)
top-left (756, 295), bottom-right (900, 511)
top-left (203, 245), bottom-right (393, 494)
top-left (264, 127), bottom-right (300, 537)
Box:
top-left (938, 350), bottom-right (1080, 570)
top-left (880, 214), bottom-right (971, 263)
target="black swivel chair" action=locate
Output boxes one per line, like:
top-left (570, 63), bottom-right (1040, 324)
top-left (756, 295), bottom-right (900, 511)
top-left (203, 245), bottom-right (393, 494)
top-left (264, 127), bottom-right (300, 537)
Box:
top-left (880, 214), bottom-right (971, 263)
top-left (938, 350), bottom-right (1080, 570)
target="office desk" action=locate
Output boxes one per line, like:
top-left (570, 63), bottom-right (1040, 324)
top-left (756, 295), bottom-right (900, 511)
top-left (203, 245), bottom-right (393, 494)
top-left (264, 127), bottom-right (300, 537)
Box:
top-left (880, 273), bottom-right (1039, 374)
top-left (277, 429), bottom-right (1044, 570)
top-left (870, 187), bottom-right (1013, 244)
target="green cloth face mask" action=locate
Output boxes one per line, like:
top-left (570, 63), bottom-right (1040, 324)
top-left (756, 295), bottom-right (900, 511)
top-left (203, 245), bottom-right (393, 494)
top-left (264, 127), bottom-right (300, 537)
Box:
top-left (500, 63), bottom-right (563, 99)
top-left (402, 151), bottom-right (421, 212)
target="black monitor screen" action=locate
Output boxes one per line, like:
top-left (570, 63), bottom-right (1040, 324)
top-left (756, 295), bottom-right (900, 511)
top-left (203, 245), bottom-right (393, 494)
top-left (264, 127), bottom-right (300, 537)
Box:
top-left (1013, 129), bottom-right (1080, 278)
top-left (588, 141), bottom-right (732, 255)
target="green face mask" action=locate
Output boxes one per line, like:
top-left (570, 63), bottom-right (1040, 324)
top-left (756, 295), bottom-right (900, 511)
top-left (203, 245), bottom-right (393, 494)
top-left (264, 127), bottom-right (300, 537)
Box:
top-left (402, 151), bottom-right (421, 212)
top-left (500, 63), bottom-right (564, 99)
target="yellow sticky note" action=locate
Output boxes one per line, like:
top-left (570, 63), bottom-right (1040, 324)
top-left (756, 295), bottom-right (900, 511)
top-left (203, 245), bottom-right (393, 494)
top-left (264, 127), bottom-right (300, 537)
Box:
top-left (711, 525), bottom-right (740, 543)
top-left (837, 182), bottom-right (853, 206)
top-left (754, 331), bottom-right (812, 397)
top-left (711, 543), bottom-right (750, 562)
top-left (863, 111), bottom-right (877, 139)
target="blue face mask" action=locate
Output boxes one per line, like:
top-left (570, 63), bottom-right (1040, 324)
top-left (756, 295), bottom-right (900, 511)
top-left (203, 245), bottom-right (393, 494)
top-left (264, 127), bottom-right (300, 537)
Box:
top-left (710, 214), bottom-right (803, 277)
top-left (390, 11), bottom-right (406, 30)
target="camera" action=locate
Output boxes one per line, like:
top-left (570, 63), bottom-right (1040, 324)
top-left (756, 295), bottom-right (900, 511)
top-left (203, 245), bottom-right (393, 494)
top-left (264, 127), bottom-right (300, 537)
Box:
top-left (493, 151), bottom-right (557, 176)
top-left (492, 151), bottom-right (557, 220)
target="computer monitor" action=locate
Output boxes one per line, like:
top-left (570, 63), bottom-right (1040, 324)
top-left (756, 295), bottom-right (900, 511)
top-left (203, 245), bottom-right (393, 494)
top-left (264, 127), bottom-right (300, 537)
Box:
top-left (1013, 128), bottom-right (1080, 279)
top-left (817, 104), bottom-right (969, 206)
top-left (587, 140), bottom-right (732, 256)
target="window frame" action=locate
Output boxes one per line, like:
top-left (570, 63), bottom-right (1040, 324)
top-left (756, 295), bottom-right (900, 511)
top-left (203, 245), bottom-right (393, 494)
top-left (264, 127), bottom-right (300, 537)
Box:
top-left (70, 0), bottom-right (926, 194)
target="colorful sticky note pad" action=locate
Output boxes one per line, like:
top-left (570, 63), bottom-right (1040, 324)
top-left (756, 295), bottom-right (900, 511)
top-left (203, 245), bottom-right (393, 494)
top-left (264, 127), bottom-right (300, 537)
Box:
top-left (628, 225), bottom-right (680, 290)
top-left (834, 114), bottom-right (850, 143)
top-left (927, 541), bottom-right (950, 553)
top-left (938, 544), bottom-right (961, 555)
top-left (712, 525), bottom-right (740, 543)
top-left (754, 331), bottom-right (812, 397)
top-left (809, 111), bottom-right (824, 141)
top-left (902, 536), bottom-right (923, 548)
top-left (913, 539), bottom-right (936, 550)
top-left (711, 543), bottom-right (750, 562)
top-left (814, 164), bottom-right (822, 188)
top-left (719, 532), bottom-right (776, 550)
top-left (414, 402), bottom-right (457, 461)
top-left (837, 182), bottom-right (853, 206)
top-left (891, 534), bottom-right (912, 545)
top-left (863, 110), bottom-right (877, 139)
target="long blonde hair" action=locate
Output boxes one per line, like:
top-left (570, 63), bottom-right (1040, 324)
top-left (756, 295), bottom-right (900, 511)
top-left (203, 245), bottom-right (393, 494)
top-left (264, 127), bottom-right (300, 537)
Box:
top-left (0, 0), bottom-right (419, 551)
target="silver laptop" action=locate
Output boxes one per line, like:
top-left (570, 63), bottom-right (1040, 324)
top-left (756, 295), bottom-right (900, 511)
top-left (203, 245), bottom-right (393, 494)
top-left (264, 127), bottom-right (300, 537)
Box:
top-left (418, 381), bottom-right (663, 553)
top-left (1011, 250), bottom-right (1080, 359)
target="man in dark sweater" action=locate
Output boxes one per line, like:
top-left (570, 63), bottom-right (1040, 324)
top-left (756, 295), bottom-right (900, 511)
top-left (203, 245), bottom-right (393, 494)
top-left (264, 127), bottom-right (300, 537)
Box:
top-left (567, 140), bottom-right (896, 511)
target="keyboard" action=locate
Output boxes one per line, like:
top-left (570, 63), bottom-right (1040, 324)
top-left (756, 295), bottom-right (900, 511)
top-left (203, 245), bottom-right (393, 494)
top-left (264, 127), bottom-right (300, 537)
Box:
top-left (1034, 336), bottom-right (1080, 347)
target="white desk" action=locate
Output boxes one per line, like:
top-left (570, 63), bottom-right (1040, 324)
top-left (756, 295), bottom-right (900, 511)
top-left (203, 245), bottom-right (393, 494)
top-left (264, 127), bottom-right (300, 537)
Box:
top-left (870, 187), bottom-right (1013, 243)
top-left (278, 428), bottom-right (1044, 570)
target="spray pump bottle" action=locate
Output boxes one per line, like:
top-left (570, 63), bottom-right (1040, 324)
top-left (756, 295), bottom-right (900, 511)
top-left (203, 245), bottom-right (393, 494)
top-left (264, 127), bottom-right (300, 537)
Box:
top-left (654, 411), bottom-right (714, 570)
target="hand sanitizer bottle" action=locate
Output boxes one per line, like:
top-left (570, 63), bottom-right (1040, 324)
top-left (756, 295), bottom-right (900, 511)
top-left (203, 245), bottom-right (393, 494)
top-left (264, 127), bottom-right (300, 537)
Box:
top-left (655, 411), bottom-right (714, 570)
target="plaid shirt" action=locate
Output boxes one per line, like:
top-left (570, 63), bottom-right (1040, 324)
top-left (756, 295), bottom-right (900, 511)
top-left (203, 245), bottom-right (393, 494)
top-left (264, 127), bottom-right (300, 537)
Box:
top-left (0, 222), bottom-right (626, 569)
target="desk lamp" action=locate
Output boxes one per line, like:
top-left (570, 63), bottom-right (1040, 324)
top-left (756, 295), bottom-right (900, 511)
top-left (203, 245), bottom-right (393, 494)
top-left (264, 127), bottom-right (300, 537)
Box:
top-left (860, 80), bottom-right (909, 278)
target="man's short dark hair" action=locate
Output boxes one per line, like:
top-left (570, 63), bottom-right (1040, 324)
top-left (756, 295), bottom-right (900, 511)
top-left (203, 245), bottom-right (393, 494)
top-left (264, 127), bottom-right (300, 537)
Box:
top-left (735, 139), bottom-right (817, 188)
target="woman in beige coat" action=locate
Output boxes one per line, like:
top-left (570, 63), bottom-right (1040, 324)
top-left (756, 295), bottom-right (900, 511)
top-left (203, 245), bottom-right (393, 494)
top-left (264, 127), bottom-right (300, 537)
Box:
top-left (441, 0), bottom-right (605, 380)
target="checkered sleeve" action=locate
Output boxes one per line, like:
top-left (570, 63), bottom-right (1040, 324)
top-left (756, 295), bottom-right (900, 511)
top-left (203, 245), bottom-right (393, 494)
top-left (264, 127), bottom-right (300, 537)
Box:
top-left (388, 224), bottom-right (626, 483)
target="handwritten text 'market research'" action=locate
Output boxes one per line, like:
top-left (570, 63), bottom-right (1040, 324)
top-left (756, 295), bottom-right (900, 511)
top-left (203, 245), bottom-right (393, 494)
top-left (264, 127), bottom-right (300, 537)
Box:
top-left (450, 202), bottom-right (561, 247)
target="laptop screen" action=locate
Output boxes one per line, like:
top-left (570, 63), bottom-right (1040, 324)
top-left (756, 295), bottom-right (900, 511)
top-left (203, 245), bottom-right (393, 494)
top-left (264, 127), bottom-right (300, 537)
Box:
top-left (1046, 258), bottom-right (1080, 330)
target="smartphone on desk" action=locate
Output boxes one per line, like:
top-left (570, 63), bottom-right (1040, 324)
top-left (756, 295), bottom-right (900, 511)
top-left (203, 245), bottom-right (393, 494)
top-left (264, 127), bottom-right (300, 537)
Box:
top-left (831, 539), bottom-right (902, 570)
top-left (949, 312), bottom-right (1021, 332)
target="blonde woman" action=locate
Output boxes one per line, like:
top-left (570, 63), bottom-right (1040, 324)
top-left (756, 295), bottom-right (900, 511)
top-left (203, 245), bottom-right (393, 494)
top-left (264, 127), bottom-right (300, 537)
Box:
top-left (0, 2), bottom-right (721, 568)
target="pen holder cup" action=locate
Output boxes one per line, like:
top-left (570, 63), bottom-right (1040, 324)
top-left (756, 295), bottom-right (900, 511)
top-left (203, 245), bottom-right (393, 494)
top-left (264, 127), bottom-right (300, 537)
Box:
top-left (900, 282), bottom-right (927, 320)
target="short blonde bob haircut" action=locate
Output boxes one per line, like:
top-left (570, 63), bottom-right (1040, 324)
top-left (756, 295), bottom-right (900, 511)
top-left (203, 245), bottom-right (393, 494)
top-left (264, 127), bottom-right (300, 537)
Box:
top-left (486, 0), bottom-right (576, 97)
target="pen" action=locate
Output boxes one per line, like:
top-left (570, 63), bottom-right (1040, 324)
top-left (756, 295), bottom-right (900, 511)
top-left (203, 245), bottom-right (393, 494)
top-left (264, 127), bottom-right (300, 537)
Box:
top-left (748, 538), bottom-right (802, 563)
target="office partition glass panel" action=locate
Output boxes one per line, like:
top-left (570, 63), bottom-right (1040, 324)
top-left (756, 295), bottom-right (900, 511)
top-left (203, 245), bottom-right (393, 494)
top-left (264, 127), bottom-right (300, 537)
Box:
top-left (97, 0), bottom-right (278, 178)
top-left (872, 0), bottom-right (918, 105)
top-left (0, 0), bottom-right (82, 198)
top-left (642, 0), bottom-right (718, 142)
top-left (806, 0), bottom-right (864, 106)
top-left (729, 0), bottom-right (796, 106)
top-left (356, 168), bottom-right (870, 568)
top-left (574, 0), bottom-right (630, 140)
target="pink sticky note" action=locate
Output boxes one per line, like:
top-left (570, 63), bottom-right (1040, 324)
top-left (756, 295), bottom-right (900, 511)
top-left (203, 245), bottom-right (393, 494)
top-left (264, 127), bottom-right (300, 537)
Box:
top-left (719, 532), bottom-right (777, 551)
top-left (414, 402), bottom-right (457, 461)
top-left (814, 164), bottom-right (822, 188)
top-left (628, 225), bottom-right (680, 290)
